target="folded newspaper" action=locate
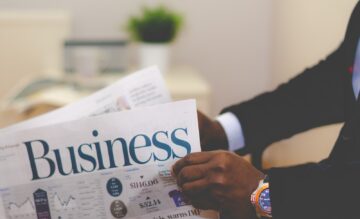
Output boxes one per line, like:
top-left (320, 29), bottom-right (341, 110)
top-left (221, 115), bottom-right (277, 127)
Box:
top-left (0, 67), bottom-right (218, 219)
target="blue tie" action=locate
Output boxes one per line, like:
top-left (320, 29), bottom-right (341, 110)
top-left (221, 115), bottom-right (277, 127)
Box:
top-left (352, 39), bottom-right (360, 99)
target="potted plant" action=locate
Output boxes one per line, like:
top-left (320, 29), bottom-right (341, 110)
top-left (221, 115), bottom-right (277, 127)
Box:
top-left (127, 6), bottom-right (183, 74)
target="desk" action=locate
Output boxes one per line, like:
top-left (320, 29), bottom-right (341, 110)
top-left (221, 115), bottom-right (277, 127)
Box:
top-left (0, 67), bottom-right (211, 128)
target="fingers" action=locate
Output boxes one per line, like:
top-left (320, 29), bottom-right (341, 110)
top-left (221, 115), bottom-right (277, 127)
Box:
top-left (177, 163), bottom-right (209, 187)
top-left (191, 198), bottom-right (218, 210)
top-left (197, 111), bottom-right (208, 126)
top-left (188, 192), bottom-right (219, 210)
top-left (197, 111), bottom-right (208, 143)
top-left (197, 111), bottom-right (208, 131)
top-left (182, 178), bottom-right (209, 194)
top-left (172, 152), bottom-right (213, 176)
top-left (181, 179), bottom-right (220, 210)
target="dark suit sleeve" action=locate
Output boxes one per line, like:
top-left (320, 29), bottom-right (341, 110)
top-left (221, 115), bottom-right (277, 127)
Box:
top-left (221, 44), bottom-right (351, 154)
top-left (268, 161), bottom-right (360, 219)
top-left (221, 1), bottom-right (360, 155)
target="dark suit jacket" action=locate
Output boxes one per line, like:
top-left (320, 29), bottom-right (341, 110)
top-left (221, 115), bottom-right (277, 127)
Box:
top-left (222, 2), bottom-right (360, 219)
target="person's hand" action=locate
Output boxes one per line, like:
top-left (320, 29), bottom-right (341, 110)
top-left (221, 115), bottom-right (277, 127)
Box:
top-left (173, 150), bottom-right (264, 219)
top-left (197, 111), bottom-right (228, 151)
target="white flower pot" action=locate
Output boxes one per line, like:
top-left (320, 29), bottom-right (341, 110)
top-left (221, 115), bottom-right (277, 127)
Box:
top-left (139, 43), bottom-right (170, 75)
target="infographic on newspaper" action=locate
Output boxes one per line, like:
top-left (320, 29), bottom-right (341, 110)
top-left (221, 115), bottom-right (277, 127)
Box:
top-left (0, 100), bottom-right (218, 219)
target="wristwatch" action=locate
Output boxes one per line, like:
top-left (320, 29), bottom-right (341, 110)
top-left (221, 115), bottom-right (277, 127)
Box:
top-left (250, 175), bottom-right (272, 218)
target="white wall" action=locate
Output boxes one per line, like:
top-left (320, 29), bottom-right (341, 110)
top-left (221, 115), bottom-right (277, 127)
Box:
top-left (0, 0), bottom-right (272, 115)
top-left (271, 0), bottom-right (358, 85)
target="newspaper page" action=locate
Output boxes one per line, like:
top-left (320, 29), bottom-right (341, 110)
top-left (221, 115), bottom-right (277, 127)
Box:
top-left (1, 66), bottom-right (171, 133)
top-left (0, 100), bottom-right (218, 219)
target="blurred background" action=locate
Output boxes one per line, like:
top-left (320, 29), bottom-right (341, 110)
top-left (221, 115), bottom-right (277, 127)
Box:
top-left (0, 0), bottom-right (358, 168)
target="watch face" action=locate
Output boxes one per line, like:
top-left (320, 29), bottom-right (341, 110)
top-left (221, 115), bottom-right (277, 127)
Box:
top-left (259, 188), bottom-right (272, 213)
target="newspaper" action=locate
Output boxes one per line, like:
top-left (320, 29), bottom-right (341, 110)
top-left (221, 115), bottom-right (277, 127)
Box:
top-left (0, 100), bottom-right (217, 219)
top-left (0, 67), bottom-right (218, 219)
top-left (1, 66), bottom-right (171, 133)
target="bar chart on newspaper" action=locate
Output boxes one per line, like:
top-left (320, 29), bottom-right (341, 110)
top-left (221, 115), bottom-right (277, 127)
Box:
top-left (1, 164), bottom-right (211, 219)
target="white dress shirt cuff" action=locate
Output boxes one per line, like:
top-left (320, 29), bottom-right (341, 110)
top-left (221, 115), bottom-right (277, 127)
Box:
top-left (216, 112), bottom-right (245, 151)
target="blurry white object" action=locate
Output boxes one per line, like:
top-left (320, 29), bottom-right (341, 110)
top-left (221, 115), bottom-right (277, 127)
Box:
top-left (74, 47), bottom-right (100, 77)
top-left (64, 40), bottom-right (128, 74)
top-left (0, 10), bottom-right (70, 100)
top-left (139, 43), bottom-right (170, 75)
top-left (166, 67), bottom-right (211, 115)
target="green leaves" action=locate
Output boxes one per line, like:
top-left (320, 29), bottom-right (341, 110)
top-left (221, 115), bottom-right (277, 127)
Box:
top-left (127, 6), bottom-right (183, 43)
